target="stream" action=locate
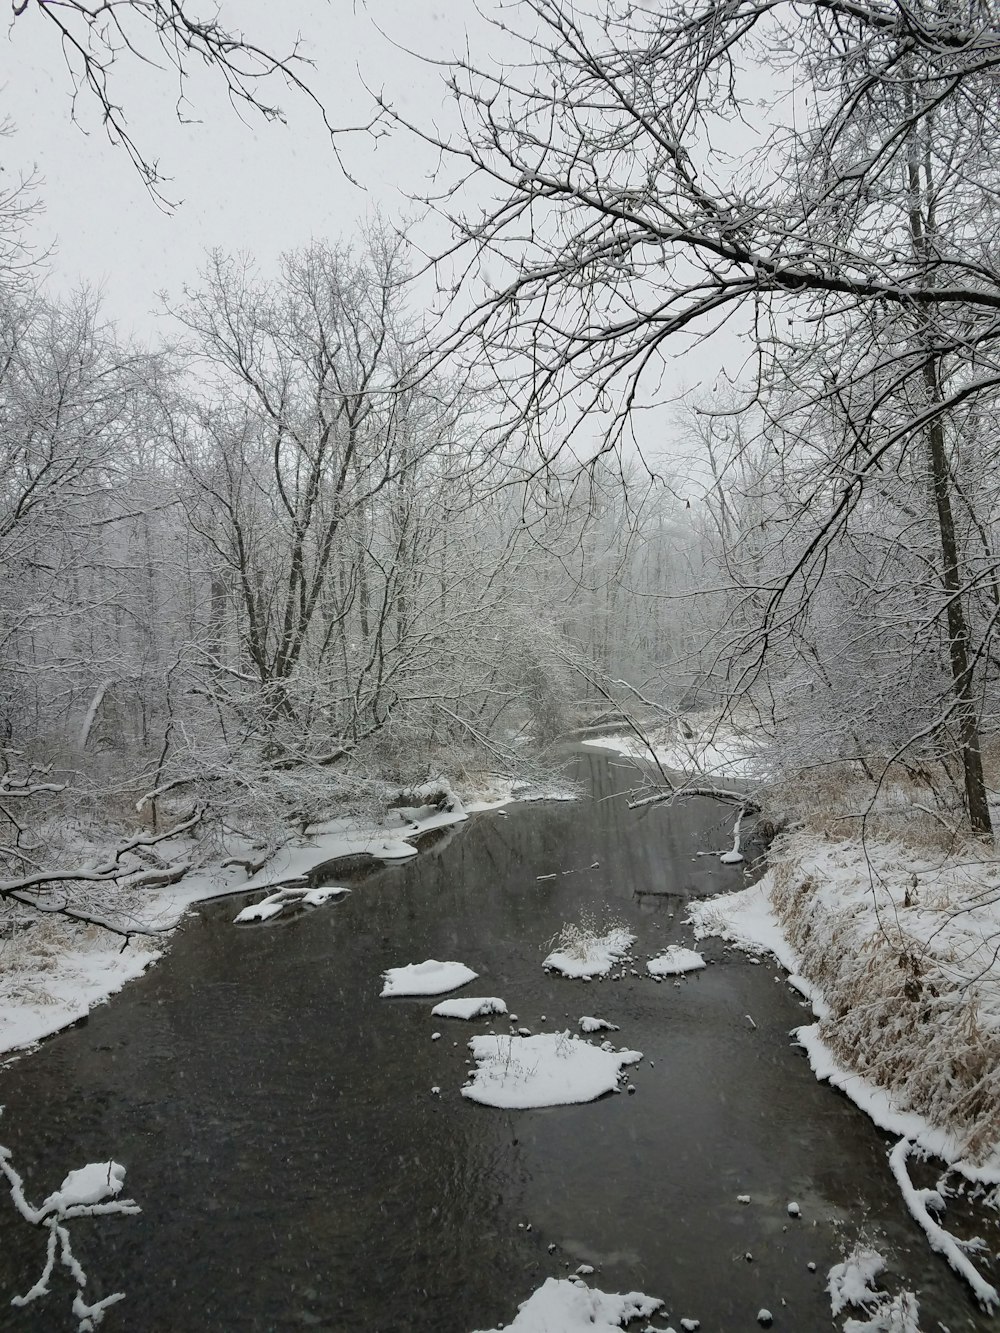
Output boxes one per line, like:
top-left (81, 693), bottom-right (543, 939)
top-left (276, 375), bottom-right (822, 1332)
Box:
top-left (0, 749), bottom-right (996, 1331)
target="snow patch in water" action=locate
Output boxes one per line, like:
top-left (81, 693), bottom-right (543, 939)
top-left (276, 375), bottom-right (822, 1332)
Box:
top-left (544, 927), bottom-right (635, 979)
top-left (469, 1276), bottom-right (661, 1331)
top-left (381, 960), bottom-right (478, 998)
top-left (431, 996), bottom-right (508, 1020)
top-left (461, 1031), bottom-right (642, 1108)
top-left (647, 946), bottom-right (705, 977)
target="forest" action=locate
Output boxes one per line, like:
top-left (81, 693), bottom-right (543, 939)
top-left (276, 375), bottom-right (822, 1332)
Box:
top-left (1, 0), bottom-right (1000, 1329)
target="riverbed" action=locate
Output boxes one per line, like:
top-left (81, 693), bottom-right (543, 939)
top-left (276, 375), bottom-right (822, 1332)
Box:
top-left (0, 750), bottom-right (994, 1331)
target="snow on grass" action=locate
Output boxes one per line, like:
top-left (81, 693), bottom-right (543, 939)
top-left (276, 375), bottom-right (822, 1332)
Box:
top-left (584, 712), bottom-right (759, 780)
top-left (579, 1015), bottom-right (619, 1033)
top-left (689, 831), bottom-right (1000, 1305)
top-left (647, 945), bottom-right (706, 977)
top-left (544, 916), bottom-right (636, 980)
top-left (842, 1293), bottom-right (920, 1332)
top-left (0, 918), bottom-right (161, 1060)
top-left (461, 1031), bottom-right (642, 1108)
top-left (381, 960), bottom-right (479, 998)
top-left (469, 1277), bottom-right (662, 1332)
top-left (688, 832), bottom-right (1000, 1178)
top-left (233, 885), bottom-right (348, 924)
top-left (431, 996), bottom-right (507, 1020)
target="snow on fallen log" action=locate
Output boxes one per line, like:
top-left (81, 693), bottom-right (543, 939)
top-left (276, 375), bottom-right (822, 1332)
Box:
top-left (461, 1031), bottom-right (642, 1108)
top-left (233, 885), bottom-right (348, 924)
top-left (888, 1138), bottom-right (998, 1312)
top-left (0, 1127), bottom-right (140, 1331)
top-left (469, 1276), bottom-right (662, 1331)
top-left (381, 960), bottom-right (478, 997)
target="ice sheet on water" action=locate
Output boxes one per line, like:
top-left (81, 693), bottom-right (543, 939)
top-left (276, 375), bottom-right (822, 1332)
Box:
top-left (381, 960), bottom-right (479, 997)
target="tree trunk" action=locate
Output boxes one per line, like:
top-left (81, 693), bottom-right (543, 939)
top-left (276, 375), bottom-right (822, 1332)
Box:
top-left (924, 359), bottom-right (992, 835)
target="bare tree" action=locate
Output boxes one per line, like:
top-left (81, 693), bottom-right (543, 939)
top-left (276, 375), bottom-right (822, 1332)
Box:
top-left (381, 0), bottom-right (1000, 832)
top-left (9, 0), bottom-right (374, 203)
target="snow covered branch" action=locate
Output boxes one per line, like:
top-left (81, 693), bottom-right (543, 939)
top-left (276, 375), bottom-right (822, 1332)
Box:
top-left (1, 1122), bottom-right (140, 1331)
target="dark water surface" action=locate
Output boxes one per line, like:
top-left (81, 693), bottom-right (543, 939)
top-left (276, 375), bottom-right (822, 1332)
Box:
top-left (0, 751), bottom-right (996, 1332)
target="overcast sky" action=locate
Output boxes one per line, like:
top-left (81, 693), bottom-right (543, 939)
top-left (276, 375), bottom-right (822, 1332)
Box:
top-left (4, 3), bottom-right (473, 331)
top-left (3, 0), bottom-right (744, 431)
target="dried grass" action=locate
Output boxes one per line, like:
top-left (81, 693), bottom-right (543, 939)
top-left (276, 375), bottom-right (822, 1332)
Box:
top-left (769, 839), bottom-right (1000, 1165)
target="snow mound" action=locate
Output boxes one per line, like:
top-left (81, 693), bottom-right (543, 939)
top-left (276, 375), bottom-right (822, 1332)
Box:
top-left (544, 926), bottom-right (636, 979)
top-left (579, 1016), bottom-right (619, 1033)
top-left (828, 1246), bottom-right (886, 1316)
top-left (234, 885), bottom-right (348, 924)
top-left (381, 960), bottom-right (478, 998)
top-left (42, 1162), bottom-right (127, 1216)
top-left (829, 1245), bottom-right (921, 1331)
top-left (432, 996), bottom-right (507, 1020)
top-left (469, 1276), bottom-right (661, 1331)
top-left (647, 946), bottom-right (705, 977)
top-left (462, 1032), bottom-right (642, 1108)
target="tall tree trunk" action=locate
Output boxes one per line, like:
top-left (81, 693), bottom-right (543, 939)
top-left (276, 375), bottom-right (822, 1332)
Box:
top-left (923, 359), bottom-right (992, 835)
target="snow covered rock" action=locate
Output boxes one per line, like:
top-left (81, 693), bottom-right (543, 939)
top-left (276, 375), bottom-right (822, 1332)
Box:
top-left (469, 1276), bottom-right (662, 1331)
top-left (380, 960), bottom-right (478, 998)
top-left (462, 1032), bottom-right (642, 1108)
top-left (579, 1015), bottom-right (620, 1033)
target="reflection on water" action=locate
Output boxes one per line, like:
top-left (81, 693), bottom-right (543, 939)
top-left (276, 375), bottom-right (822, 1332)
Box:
top-left (0, 751), bottom-right (995, 1331)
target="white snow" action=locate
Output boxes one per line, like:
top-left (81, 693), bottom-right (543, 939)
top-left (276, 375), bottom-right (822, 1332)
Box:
top-left (0, 921), bottom-right (162, 1060)
top-left (42, 1162), bottom-right (127, 1215)
top-left (583, 714), bottom-right (759, 780)
top-left (0, 773), bottom-right (534, 1061)
top-left (829, 1248), bottom-right (888, 1317)
top-left (647, 946), bottom-right (705, 977)
top-left (469, 1277), bottom-right (661, 1332)
top-left (842, 1293), bottom-right (920, 1332)
top-left (233, 885), bottom-right (348, 923)
top-left (888, 1139), bottom-right (998, 1311)
top-left (829, 1245), bottom-right (921, 1332)
top-left (461, 1031), bottom-right (642, 1108)
top-left (579, 1016), bottom-right (620, 1033)
top-left (544, 927), bottom-right (636, 979)
top-left (380, 960), bottom-right (479, 998)
top-left (431, 996), bottom-right (508, 1020)
top-left (688, 878), bottom-right (1000, 1181)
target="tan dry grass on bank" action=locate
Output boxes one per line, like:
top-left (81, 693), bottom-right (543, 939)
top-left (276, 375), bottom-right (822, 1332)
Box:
top-left (765, 824), bottom-right (1000, 1167)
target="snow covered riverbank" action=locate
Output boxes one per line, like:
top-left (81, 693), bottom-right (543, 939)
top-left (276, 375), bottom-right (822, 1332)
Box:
top-left (0, 777), bottom-right (531, 1063)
